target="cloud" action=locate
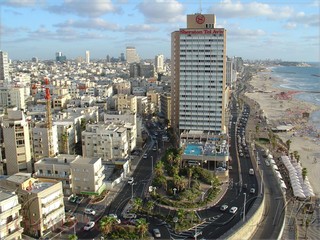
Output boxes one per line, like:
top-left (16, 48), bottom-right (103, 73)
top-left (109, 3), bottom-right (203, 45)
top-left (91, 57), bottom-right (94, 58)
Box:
top-left (2, 0), bottom-right (41, 7)
top-left (227, 26), bottom-right (266, 41)
top-left (211, 0), bottom-right (294, 20)
top-left (123, 24), bottom-right (156, 32)
top-left (54, 18), bottom-right (120, 31)
top-left (283, 22), bottom-right (297, 30)
top-left (138, 0), bottom-right (185, 23)
top-left (47, 0), bottom-right (121, 17)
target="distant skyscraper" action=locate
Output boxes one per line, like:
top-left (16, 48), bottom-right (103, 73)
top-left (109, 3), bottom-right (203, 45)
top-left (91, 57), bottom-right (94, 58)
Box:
top-left (155, 54), bottom-right (164, 73)
top-left (55, 52), bottom-right (67, 63)
top-left (171, 13), bottom-right (227, 135)
top-left (106, 55), bottom-right (110, 62)
top-left (85, 50), bottom-right (90, 63)
top-left (0, 51), bottom-right (11, 84)
top-left (126, 47), bottom-right (140, 64)
top-left (120, 53), bottom-right (125, 62)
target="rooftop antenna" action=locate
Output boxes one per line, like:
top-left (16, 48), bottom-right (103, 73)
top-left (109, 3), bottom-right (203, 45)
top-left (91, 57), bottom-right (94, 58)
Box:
top-left (199, 0), bottom-right (202, 13)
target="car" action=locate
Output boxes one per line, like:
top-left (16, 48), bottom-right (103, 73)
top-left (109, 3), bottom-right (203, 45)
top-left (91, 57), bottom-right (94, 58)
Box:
top-left (84, 221), bottom-right (95, 231)
top-left (228, 166), bottom-right (233, 170)
top-left (229, 207), bottom-right (238, 214)
top-left (243, 184), bottom-right (248, 190)
top-left (76, 196), bottom-right (84, 204)
top-left (128, 177), bottom-right (134, 184)
top-left (152, 146), bottom-right (157, 151)
top-left (220, 204), bottom-right (228, 211)
top-left (153, 228), bottom-right (161, 238)
top-left (249, 168), bottom-right (254, 175)
top-left (84, 208), bottom-right (96, 215)
top-left (143, 153), bottom-right (148, 159)
top-left (250, 188), bottom-right (256, 194)
top-left (68, 195), bottom-right (78, 203)
top-left (122, 213), bottom-right (137, 219)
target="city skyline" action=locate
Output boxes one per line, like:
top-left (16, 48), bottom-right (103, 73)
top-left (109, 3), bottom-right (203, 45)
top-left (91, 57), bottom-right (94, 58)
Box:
top-left (1, 0), bottom-right (319, 62)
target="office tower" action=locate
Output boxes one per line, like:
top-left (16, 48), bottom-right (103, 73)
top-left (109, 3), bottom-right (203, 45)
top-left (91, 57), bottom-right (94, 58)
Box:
top-left (31, 57), bottom-right (38, 63)
top-left (126, 46), bottom-right (140, 64)
top-left (155, 54), bottom-right (164, 73)
top-left (171, 13), bottom-right (227, 136)
top-left (55, 52), bottom-right (67, 62)
top-left (120, 53), bottom-right (125, 62)
top-left (106, 55), bottom-right (110, 62)
top-left (3, 108), bottom-right (32, 174)
top-left (85, 50), bottom-right (90, 63)
top-left (0, 51), bottom-right (11, 84)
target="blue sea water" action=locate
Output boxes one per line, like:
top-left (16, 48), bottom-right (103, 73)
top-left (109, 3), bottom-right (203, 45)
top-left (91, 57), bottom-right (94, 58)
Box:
top-left (270, 63), bottom-right (320, 130)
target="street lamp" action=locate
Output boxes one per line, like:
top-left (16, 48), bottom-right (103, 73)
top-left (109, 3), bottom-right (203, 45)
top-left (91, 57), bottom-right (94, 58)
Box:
top-left (130, 182), bottom-right (137, 200)
top-left (201, 191), bottom-right (205, 202)
top-left (173, 188), bottom-right (177, 196)
top-left (243, 192), bottom-right (247, 222)
top-left (151, 156), bottom-right (154, 175)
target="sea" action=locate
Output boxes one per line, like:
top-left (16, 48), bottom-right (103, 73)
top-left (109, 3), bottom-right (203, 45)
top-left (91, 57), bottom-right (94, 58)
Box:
top-left (270, 62), bottom-right (320, 131)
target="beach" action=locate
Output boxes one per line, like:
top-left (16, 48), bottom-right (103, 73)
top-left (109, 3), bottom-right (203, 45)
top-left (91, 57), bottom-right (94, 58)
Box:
top-left (245, 67), bottom-right (320, 196)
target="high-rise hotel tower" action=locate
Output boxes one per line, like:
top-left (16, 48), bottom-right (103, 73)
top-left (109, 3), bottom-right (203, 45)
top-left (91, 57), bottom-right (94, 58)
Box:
top-left (171, 13), bottom-right (227, 138)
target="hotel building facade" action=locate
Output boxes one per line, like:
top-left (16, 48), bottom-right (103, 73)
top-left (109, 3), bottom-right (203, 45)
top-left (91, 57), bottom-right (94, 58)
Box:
top-left (171, 14), bottom-right (227, 139)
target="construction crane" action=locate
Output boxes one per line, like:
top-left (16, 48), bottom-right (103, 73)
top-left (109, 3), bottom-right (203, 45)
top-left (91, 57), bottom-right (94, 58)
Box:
top-left (44, 77), bottom-right (54, 157)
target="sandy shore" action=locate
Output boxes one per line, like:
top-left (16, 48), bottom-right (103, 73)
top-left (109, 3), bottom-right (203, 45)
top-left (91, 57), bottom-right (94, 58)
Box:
top-left (245, 67), bottom-right (320, 196)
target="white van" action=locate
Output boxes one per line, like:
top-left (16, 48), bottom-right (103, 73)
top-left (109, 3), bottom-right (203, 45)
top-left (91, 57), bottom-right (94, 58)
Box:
top-left (249, 168), bottom-right (254, 175)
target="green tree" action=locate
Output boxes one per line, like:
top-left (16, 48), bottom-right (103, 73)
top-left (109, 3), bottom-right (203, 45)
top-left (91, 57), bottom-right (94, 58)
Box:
top-left (132, 197), bottom-right (143, 212)
top-left (302, 167), bottom-right (307, 181)
top-left (146, 201), bottom-right (155, 215)
top-left (68, 234), bottom-right (78, 240)
top-left (154, 161), bottom-right (164, 177)
top-left (187, 167), bottom-right (193, 189)
top-left (286, 139), bottom-right (292, 153)
top-left (167, 152), bottom-right (174, 165)
top-left (99, 216), bottom-right (117, 235)
top-left (135, 218), bottom-right (149, 237)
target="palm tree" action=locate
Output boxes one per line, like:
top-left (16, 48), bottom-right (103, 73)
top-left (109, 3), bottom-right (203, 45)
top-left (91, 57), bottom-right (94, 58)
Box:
top-left (132, 197), bottom-right (143, 212)
top-left (187, 167), bottom-right (193, 189)
top-left (154, 161), bottom-right (164, 177)
top-left (302, 167), bottom-right (307, 181)
top-left (146, 201), bottom-right (155, 215)
top-left (135, 218), bottom-right (149, 237)
top-left (68, 234), bottom-right (78, 240)
top-left (167, 152), bottom-right (174, 165)
top-left (286, 139), bottom-right (292, 153)
top-left (100, 216), bottom-right (117, 236)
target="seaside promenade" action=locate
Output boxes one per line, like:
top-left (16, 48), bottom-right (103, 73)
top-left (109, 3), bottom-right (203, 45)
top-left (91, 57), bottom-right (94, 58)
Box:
top-left (242, 64), bottom-right (320, 240)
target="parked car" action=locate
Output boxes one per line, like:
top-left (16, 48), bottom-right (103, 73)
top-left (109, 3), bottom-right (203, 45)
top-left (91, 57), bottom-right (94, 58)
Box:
top-left (250, 188), bottom-right (256, 194)
top-left (122, 213), bottom-right (137, 219)
top-left (84, 221), bottom-right (95, 231)
top-left (143, 153), bottom-right (148, 159)
top-left (84, 208), bottom-right (96, 215)
top-left (153, 228), bottom-right (161, 238)
top-left (128, 177), bottom-right (134, 184)
top-left (76, 196), bottom-right (84, 204)
top-left (229, 207), bottom-right (238, 214)
top-left (220, 204), bottom-right (228, 211)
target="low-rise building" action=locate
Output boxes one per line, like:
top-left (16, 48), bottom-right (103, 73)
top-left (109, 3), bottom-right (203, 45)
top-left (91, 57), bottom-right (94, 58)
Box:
top-left (0, 189), bottom-right (23, 240)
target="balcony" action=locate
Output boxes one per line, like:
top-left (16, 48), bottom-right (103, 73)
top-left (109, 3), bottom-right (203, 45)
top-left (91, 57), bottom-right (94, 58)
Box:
top-left (35, 172), bottom-right (71, 180)
top-left (0, 215), bottom-right (23, 231)
top-left (0, 205), bottom-right (21, 218)
top-left (41, 194), bottom-right (63, 207)
top-left (2, 226), bottom-right (23, 240)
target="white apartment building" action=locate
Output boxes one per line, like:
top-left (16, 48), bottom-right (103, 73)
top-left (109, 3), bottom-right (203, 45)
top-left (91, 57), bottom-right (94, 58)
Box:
top-left (3, 108), bottom-right (32, 174)
top-left (113, 94), bottom-right (137, 113)
top-left (82, 123), bottom-right (129, 161)
top-left (126, 47), bottom-right (140, 64)
top-left (0, 86), bottom-right (25, 110)
top-left (0, 189), bottom-right (23, 240)
top-left (70, 156), bottom-right (105, 195)
top-left (0, 51), bottom-right (10, 84)
top-left (34, 155), bottom-right (73, 195)
top-left (171, 14), bottom-right (227, 135)
top-left (31, 122), bottom-right (59, 161)
top-left (155, 54), bottom-right (165, 73)
top-left (2, 173), bottom-right (65, 238)
top-left (85, 50), bottom-right (90, 64)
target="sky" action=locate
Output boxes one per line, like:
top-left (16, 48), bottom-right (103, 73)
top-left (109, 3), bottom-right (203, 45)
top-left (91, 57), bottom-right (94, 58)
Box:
top-left (0, 0), bottom-right (319, 62)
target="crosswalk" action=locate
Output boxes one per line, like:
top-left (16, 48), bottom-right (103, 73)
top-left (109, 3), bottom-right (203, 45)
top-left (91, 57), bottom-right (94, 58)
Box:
top-left (169, 214), bottom-right (223, 239)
